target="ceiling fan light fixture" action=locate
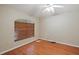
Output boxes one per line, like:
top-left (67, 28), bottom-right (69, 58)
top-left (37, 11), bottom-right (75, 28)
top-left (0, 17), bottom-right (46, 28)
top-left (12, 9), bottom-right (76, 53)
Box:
top-left (43, 6), bottom-right (54, 13)
top-left (41, 6), bottom-right (55, 17)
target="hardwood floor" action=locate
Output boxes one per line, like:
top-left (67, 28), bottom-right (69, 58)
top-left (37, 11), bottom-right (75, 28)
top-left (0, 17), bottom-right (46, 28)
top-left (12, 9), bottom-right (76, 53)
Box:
top-left (3, 39), bottom-right (79, 55)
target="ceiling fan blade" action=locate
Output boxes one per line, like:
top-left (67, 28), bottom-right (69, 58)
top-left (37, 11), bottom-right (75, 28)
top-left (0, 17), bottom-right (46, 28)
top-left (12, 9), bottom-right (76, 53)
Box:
top-left (52, 5), bottom-right (64, 8)
top-left (40, 4), bottom-right (64, 8)
top-left (40, 5), bottom-right (48, 8)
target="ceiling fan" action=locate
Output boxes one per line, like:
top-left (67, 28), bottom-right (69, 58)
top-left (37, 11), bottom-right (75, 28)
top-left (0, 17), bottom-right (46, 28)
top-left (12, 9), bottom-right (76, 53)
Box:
top-left (42, 4), bottom-right (64, 8)
top-left (41, 4), bottom-right (64, 14)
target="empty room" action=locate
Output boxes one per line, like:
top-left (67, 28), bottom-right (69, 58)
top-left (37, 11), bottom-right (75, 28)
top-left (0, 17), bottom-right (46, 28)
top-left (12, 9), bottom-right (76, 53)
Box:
top-left (0, 4), bottom-right (79, 55)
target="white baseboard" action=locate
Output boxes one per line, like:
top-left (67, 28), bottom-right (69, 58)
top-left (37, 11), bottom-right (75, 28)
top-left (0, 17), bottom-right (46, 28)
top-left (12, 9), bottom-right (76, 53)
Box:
top-left (56, 42), bottom-right (79, 48)
top-left (0, 39), bottom-right (37, 55)
top-left (1, 38), bottom-right (79, 55)
top-left (38, 38), bottom-right (79, 47)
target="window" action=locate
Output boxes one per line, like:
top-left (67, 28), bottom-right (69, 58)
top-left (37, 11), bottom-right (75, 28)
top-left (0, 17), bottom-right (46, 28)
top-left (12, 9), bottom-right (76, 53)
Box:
top-left (15, 21), bottom-right (34, 41)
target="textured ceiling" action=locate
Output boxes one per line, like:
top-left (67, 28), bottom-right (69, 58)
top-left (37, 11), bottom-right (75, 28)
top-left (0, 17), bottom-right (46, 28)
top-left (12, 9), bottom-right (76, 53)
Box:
top-left (5, 4), bottom-right (79, 18)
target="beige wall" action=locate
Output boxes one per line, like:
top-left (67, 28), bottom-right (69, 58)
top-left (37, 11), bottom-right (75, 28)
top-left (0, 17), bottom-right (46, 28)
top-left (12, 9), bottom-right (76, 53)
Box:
top-left (0, 5), bottom-right (37, 54)
top-left (35, 17), bottom-right (40, 39)
top-left (39, 11), bottom-right (79, 47)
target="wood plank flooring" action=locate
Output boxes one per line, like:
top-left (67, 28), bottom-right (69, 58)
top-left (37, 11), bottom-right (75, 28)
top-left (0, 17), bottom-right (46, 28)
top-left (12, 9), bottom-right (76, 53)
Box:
top-left (3, 39), bottom-right (79, 55)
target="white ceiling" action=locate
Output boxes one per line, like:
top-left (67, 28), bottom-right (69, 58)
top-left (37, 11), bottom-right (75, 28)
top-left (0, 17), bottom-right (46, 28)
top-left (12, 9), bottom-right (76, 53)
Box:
top-left (5, 4), bottom-right (79, 18)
